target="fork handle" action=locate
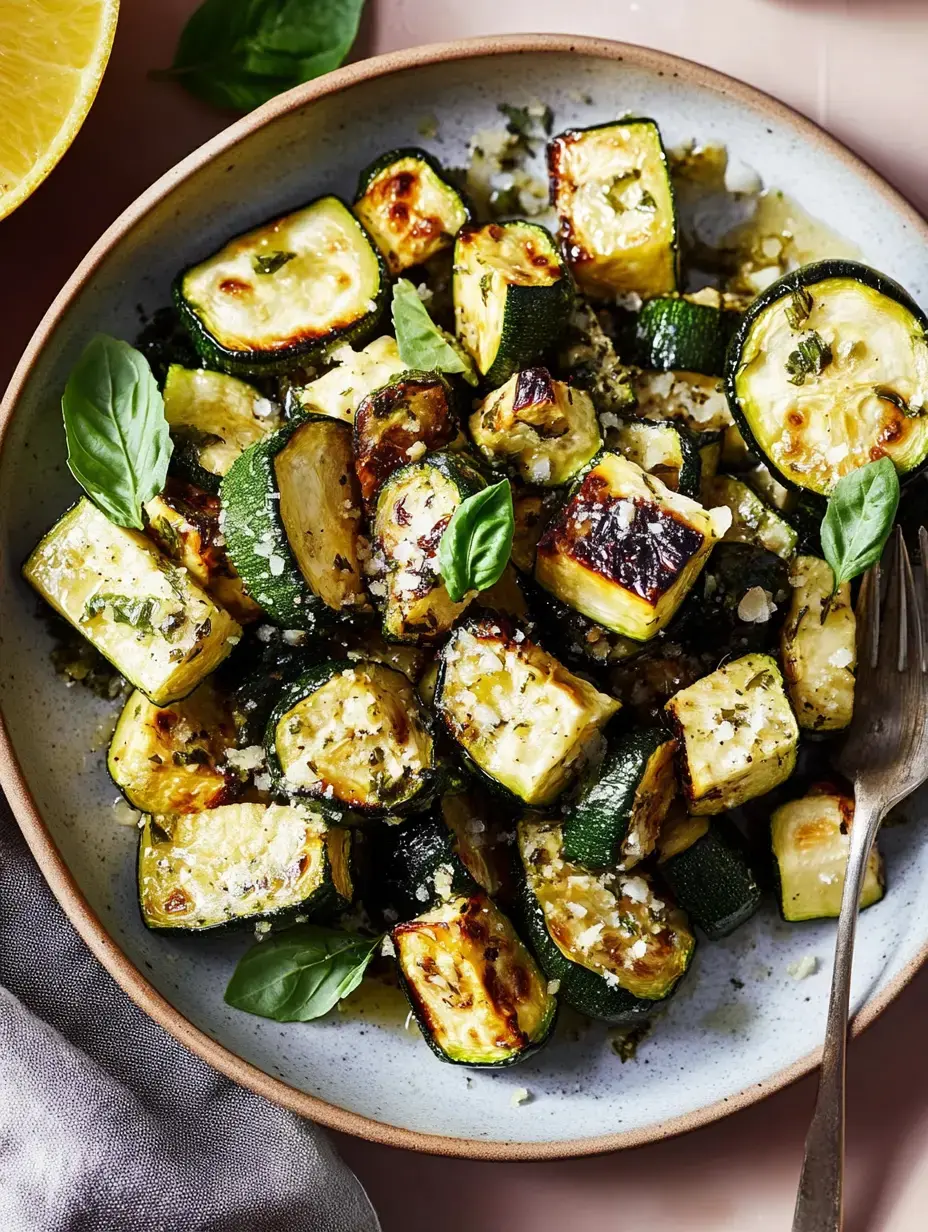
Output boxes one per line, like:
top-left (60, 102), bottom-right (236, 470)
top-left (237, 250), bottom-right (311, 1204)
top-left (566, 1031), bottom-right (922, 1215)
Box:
top-left (792, 793), bottom-right (885, 1232)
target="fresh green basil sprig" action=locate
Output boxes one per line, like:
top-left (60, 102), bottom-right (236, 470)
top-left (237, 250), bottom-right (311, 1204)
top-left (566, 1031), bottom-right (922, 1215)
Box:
top-left (820, 456), bottom-right (900, 592)
top-left (61, 334), bottom-right (172, 530)
top-left (225, 924), bottom-right (380, 1022)
top-left (391, 279), bottom-right (478, 385)
top-left (439, 480), bottom-right (514, 604)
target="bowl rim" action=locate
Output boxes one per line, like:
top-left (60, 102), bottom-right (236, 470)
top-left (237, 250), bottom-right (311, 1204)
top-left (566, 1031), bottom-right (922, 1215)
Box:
top-left (2, 31), bottom-right (928, 1161)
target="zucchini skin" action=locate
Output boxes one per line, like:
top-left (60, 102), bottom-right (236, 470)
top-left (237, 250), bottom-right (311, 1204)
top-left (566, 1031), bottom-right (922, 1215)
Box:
top-left (659, 816), bottom-right (763, 940)
top-left (630, 296), bottom-right (740, 376)
top-left (381, 812), bottom-right (479, 920)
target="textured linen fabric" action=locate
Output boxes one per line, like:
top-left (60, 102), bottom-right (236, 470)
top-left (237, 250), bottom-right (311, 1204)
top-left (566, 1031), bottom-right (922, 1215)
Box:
top-left (0, 799), bottom-right (381, 1232)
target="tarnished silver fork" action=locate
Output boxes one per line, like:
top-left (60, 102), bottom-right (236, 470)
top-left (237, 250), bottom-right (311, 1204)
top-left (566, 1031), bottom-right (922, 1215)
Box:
top-left (793, 527), bottom-right (928, 1232)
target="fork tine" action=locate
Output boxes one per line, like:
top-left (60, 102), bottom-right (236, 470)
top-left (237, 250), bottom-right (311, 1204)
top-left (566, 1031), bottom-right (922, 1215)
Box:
top-left (879, 528), bottom-right (908, 672)
top-left (901, 531), bottom-right (926, 674)
top-left (854, 559), bottom-right (881, 677)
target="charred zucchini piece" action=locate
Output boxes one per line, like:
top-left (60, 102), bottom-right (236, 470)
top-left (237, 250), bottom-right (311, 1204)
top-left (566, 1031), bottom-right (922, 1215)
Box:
top-left (368, 451), bottom-right (486, 644)
top-left (702, 474), bottom-right (798, 559)
top-left (285, 336), bottom-right (405, 423)
top-left (781, 555), bottom-right (856, 732)
top-left (771, 786), bottom-right (884, 921)
top-left (381, 810), bottom-right (480, 919)
top-left (535, 452), bottom-right (731, 641)
top-left (453, 220), bottom-right (572, 386)
top-left (629, 294), bottom-right (740, 376)
top-left (666, 652), bottom-right (799, 815)
top-left (727, 260), bottom-right (928, 495)
top-left (657, 805), bottom-right (762, 940)
top-left (174, 196), bottom-right (387, 376)
top-left (266, 660), bottom-right (437, 816)
top-left (220, 414), bottom-right (371, 629)
top-left (608, 418), bottom-right (701, 497)
top-left (517, 819), bottom-right (694, 1021)
top-left (24, 499), bottom-right (241, 706)
top-left (394, 894), bottom-right (556, 1067)
top-left (138, 803), bottom-right (353, 931)
top-left (563, 727), bottom-right (677, 870)
top-left (353, 371), bottom-right (457, 507)
top-left (469, 367), bottom-right (601, 487)
top-left (633, 369), bottom-right (733, 432)
top-left (109, 682), bottom-right (237, 814)
top-left (691, 542), bottom-right (790, 655)
top-left (549, 118), bottom-right (677, 299)
top-left (353, 147), bottom-right (470, 275)
top-left (434, 617), bottom-right (620, 807)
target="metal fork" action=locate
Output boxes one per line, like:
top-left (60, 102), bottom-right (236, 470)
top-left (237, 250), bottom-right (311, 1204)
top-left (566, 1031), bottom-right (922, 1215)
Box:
top-left (792, 526), bottom-right (928, 1232)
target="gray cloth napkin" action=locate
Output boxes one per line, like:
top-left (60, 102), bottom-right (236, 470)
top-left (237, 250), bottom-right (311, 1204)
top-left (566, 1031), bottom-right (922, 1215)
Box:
top-left (0, 799), bottom-right (381, 1232)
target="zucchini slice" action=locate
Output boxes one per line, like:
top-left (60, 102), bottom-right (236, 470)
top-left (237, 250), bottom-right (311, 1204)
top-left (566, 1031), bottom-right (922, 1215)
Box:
top-left (665, 652), bottom-right (799, 815)
top-left (563, 727), bottom-right (677, 870)
top-left (138, 803), bottom-right (353, 931)
top-left (434, 617), bottom-right (620, 807)
top-left (353, 371), bottom-right (458, 508)
top-left (453, 221), bottom-right (572, 386)
top-left (144, 479), bottom-right (262, 623)
top-left (286, 336), bottom-right (405, 423)
top-left (266, 660), bottom-right (437, 816)
top-left (353, 147), bottom-right (470, 275)
top-left (24, 499), bottom-right (241, 706)
top-left (608, 418), bottom-right (701, 497)
top-left (691, 542), bottom-right (790, 655)
top-left (549, 119), bottom-right (677, 299)
top-left (469, 367), bottom-right (601, 487)
top-left (517, 819), bottom-right (694, 1020)
top-left (162, 364), bottom-right (278, 493)
top-left (381, 810), bottom-right (480, 919)
top-left (657, 805), bottom-right (762, 940)
top-left (781, 555), bottom-right (856, 732)
top-left (174, 196), bottom-right (387, 375)
top-left (220, 414), bottom-right (371, 629)
top-left (771, 786), bottom-right (884, 921)
top-left (727, 260), bottom-right (928, 495)
top-left (534, 452), bottom-right (731, 641)
top-left (109, 682), bottom-right (237, 814)
top-left (393, 893), bottom-right (556, 1067)
top-left (629, 295), bottom-right (740, 377)
top-left (368, 451), bottom-right (486, 644)
top-left (702, 474), bottom-right (798, 559)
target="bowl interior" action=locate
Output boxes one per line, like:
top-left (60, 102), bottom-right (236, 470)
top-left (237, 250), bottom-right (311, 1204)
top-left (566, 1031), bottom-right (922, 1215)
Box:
top-left (3, 43), bottom-right (928, 1153)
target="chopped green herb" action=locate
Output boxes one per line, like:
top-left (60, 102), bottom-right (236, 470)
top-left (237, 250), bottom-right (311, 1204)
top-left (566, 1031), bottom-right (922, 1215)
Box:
top-left (479, 272), bottom-right (492, 304)
top-left (83, 594), bottom-right (157, 633)
top-left (637, 189), bottom-right (657, 212)
top-left (785, 332), bottom-right (832, 386)
top-left (874, 385), bottom-right (923, 417)
top-left (785, 286), bottom-right (813, 331)
top-left (253, 250), bottom-right (296, 276)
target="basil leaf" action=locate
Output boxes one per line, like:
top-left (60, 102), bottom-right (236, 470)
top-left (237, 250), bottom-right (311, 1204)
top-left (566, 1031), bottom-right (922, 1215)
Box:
top-left (439, 480), bottom-right (514, 603)
top-left (156, 0), bottom-right (366, 113)
top-left (821, 456), bottom-right (900, 589)
top-left (224, 925), bottom-right (379, 1022)
top-left (391, 279), bottom-right (478, 386)
top-left (61, 335), bottom-right (172, 530)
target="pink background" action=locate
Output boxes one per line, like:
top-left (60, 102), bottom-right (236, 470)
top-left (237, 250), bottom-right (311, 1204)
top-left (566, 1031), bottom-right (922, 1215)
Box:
top-left (3, 2), bottom-right (928, 1228)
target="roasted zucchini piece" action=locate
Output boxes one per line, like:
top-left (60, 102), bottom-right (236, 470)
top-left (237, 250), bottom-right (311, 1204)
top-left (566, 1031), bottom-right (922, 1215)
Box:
top-left (393, 893), bottom-right (556, 1067)
top-left (138, 803), bottom-right (353, 931)
top-left (657, 804), bottom-right (762, 940)
top-left (628, 294), bottom-right (740, 376)
top-left (608, 418), bottom-right (701, 497)
top-left (453, 220), bottom-right (572, 386)
top-left (162, 364), bottom-right (278, 494)
top-left (174, 196), bottom-right (387, 375)
top-left (221, 414), bottom-right (371, 629)
top-left (781, 555), bottom-right (856, 731)
top-left (353, 371), bottom-right (458, 507)
top-left (702, 474), bottom-right (798, 559)
top-left (367, 451), bottom-right (486, 644)
top-left (353, 147), bottom-right (470, 275)
top-left (563, 727), bottom-right (677, 870)
top-left (109, 682), bottom-right (237, 814)
top-left (634, 369), bottom-right (733, 432)
top-left (727, 260), bottom-right (928, 495)
top-left (558, 301), bottom-right (636, 415)
top-left (24, 499), bottom-right (241, 706)
top-left (266, 660), bottom-right (437, 816)
top-left (285, 336), bottom-right (405, 422)
top-left (381, 810), bottom-right (481, 919)
top-left (529, 578), bottom-right (647, 668)
top-left (145, 478), bottom-right (261, 623)
top-left (691, 542), bottom-right (790, 655)
top-left (535, 452), bottom-right (731, 641)
top-left (549, 119), bottom-right (677, 299)
top-left (771, 786), bottom-right (884, 921)
top-left (666, 652), bottom-right (799, 815)
top-left (510, 486), bottom-right (552, 573)
top-left (517, 819), bottom-right (694, 1022)
top-left (469, 367), bottom-right (601, 487)
top-left (434, 617), bottom-right (620, 807)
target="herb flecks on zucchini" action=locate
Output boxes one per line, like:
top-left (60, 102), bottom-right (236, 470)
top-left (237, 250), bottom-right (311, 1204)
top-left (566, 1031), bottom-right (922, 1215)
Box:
top-left (175, 196), bottom-right (387, 375)
top-left (728, 260), bottom-right (928, 495)
top-left (287, 336), bottom-right (405, 423)
top-left (666, 652), bottom-right (799, 815)
top-left (781, 555), bottom-right (856, 731)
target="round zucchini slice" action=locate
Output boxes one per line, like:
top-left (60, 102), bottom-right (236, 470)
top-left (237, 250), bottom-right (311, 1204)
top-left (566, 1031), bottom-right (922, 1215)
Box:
top-left (266, 660), bottom-right (438, 817)
top-left (727, 260), bottom-right (928, 495)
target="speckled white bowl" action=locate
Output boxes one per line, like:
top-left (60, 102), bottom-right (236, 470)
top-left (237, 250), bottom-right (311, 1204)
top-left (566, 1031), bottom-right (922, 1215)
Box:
top-left (2, 35), bottom-right (928, 1159)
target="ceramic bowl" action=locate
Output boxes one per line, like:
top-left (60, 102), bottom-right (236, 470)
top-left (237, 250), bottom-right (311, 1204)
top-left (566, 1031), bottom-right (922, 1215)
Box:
top-left (2, 35), bottom-right (928, 1160)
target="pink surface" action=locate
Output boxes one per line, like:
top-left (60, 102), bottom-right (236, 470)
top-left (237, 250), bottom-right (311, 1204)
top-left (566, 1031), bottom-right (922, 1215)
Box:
top-left (3, 2), bottom-right (928, 1228)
